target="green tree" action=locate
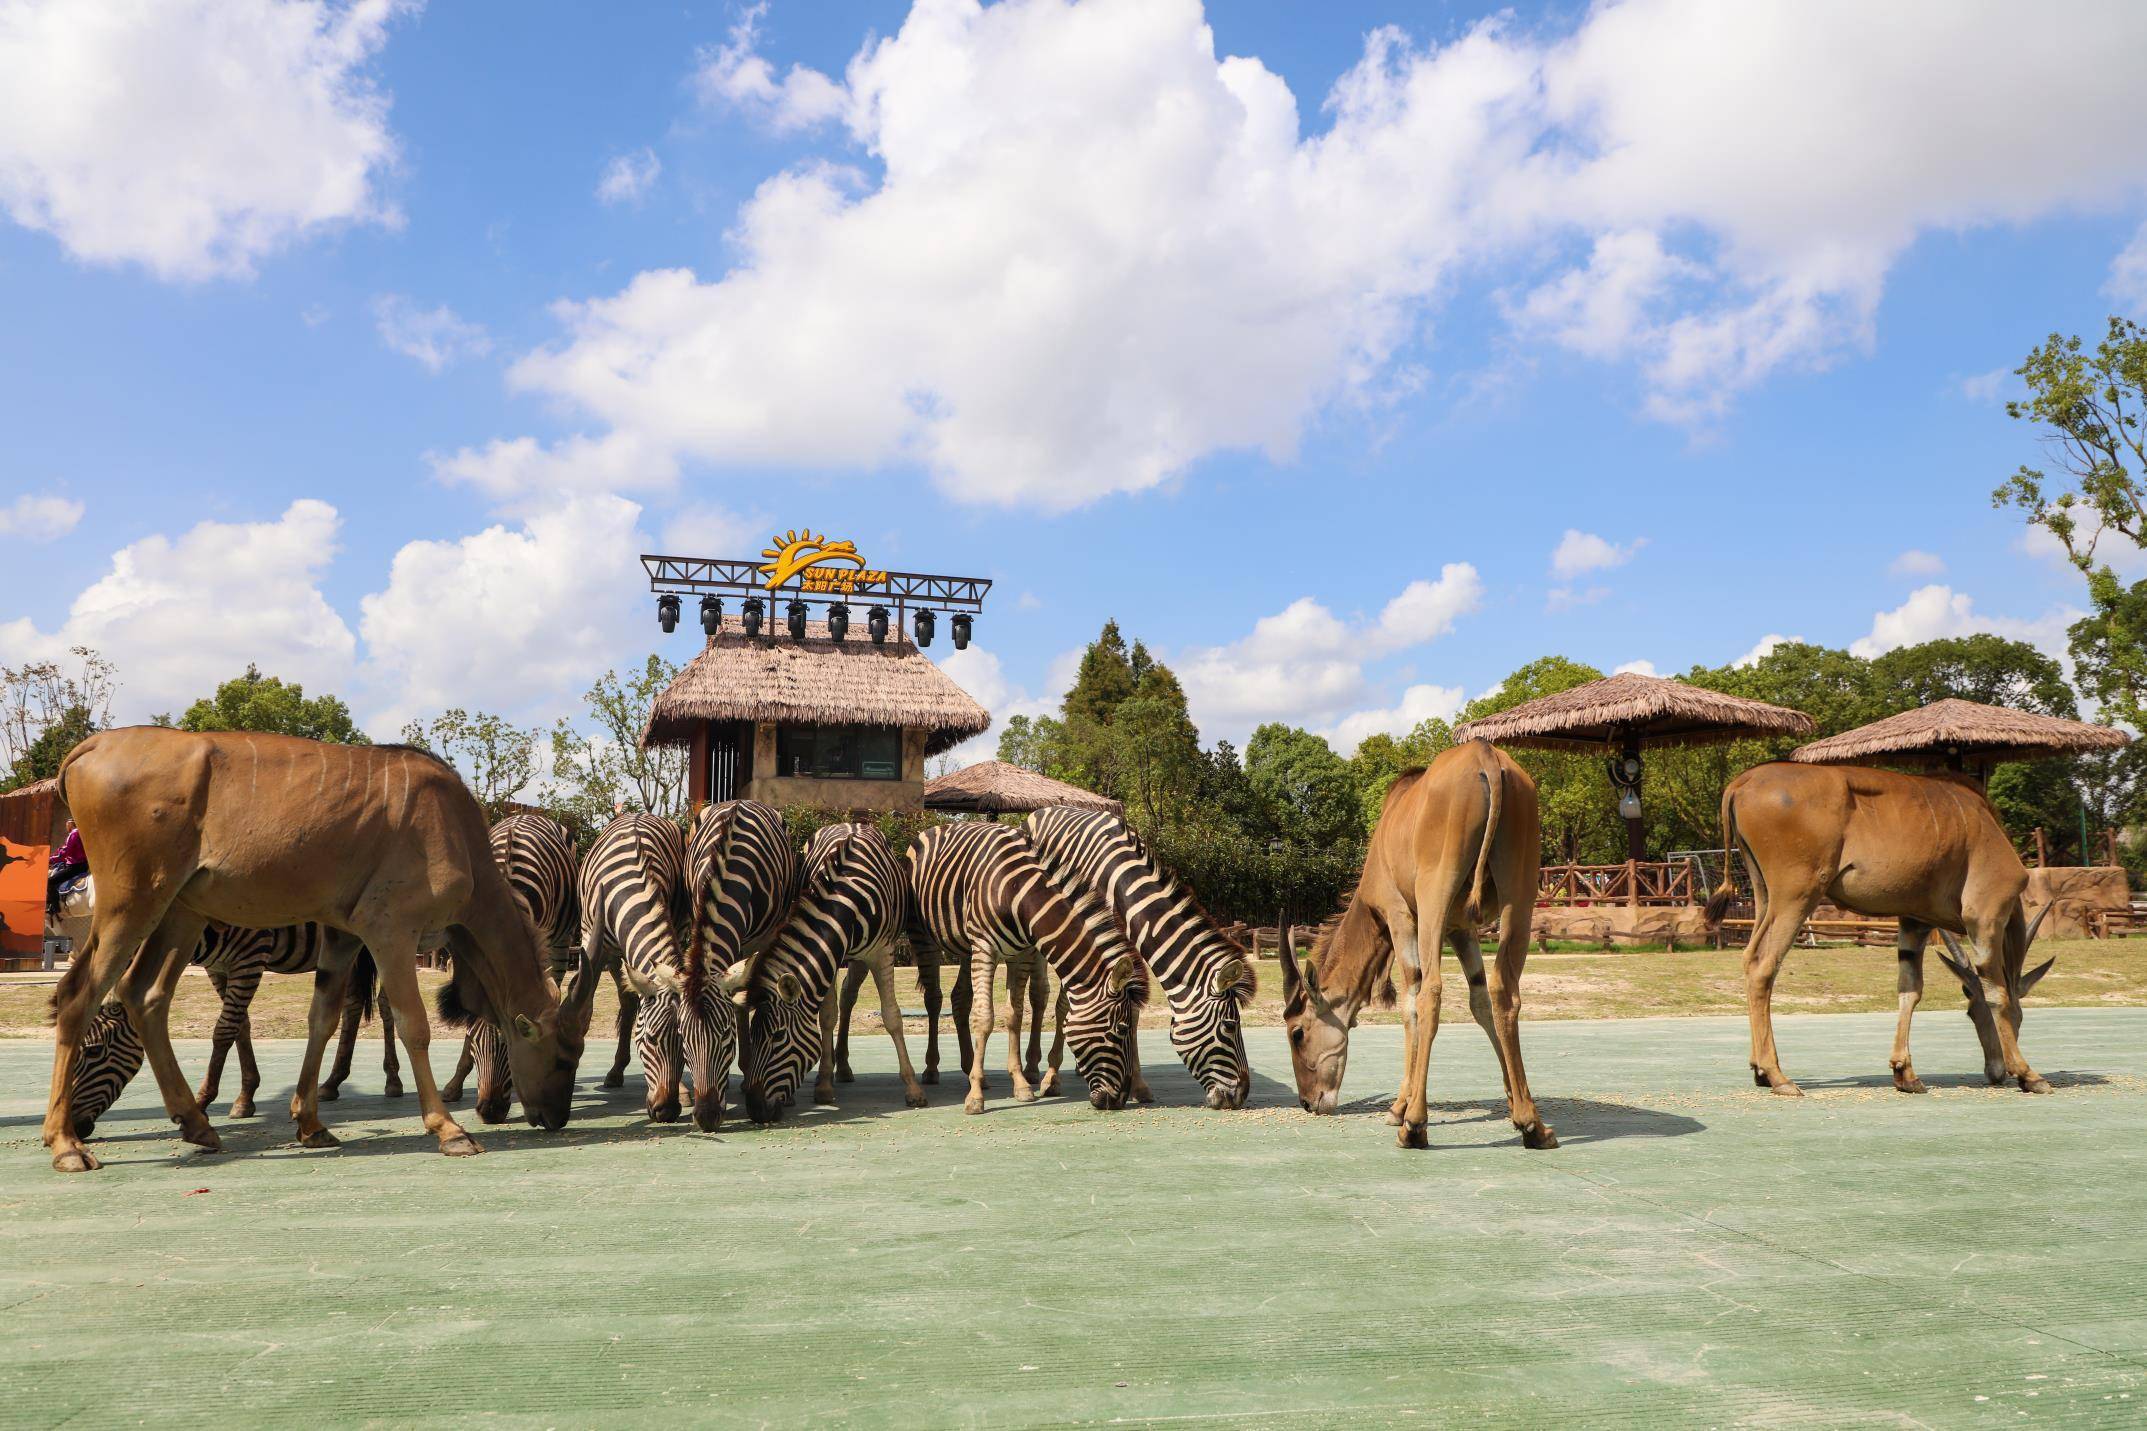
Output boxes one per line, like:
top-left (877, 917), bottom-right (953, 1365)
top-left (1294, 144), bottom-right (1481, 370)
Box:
top-left (1349, 717), bottom-right (1455, 831)
top-left (996, 713), bottom-right (1069, 774)
top-left (400, 709), bottom-right (540, 817)
top-left (1109, 665), bottom-right (1204, 830)
top-left (1993, 317), bottom-right (2147, 727)
top-left (1064, 620), bottom-right (1136, 727)
top-left (4, 704), bottom-right (99, 792)
top-left (1867, 635), bottom-right (2076, 717)
top-left (548, 655), bottom-right (690, 826)
top-left (1246, 724), bottom-right (1363, 849)
top-left (1, 647), bottom-right (116, 791)
top-left (176, 664), bottom-right (370, 743)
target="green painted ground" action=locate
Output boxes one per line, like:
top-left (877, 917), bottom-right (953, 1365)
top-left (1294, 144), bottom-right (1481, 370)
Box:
top-left (3, 1010), bottom-right (2144, 1428)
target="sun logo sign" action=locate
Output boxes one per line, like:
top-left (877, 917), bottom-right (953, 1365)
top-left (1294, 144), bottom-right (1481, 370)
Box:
top-left (757, 530), bottom-right (889, 594)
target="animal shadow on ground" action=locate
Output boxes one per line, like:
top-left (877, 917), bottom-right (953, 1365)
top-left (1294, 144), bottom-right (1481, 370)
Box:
top-left (1791, 1068), bottom-right (2113, 1093)
top-left (1332, 1092), bottom-right (1704, 1145)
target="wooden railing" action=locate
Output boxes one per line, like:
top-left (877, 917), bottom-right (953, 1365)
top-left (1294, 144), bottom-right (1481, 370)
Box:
top-left (1538, 859), bottom-right (1703, 908)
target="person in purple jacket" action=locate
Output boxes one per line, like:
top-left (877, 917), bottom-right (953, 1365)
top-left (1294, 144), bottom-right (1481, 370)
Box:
top-left (46, 820), bottom-right (86, 914)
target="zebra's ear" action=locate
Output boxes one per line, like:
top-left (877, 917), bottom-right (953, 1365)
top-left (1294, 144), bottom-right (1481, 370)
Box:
top-left (1107, 955), bottom-right (1136, 994)
top-left (718, 959), bottom-right (752, 994)
top-left (775, 970), bottom-right (804, 1003)
top-left (1209, 956), bottom-right (1248, 998)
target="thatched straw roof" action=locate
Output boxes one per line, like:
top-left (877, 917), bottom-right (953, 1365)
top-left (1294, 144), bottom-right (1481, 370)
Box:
top-left (1451, 672), bottom-right (1816, 752)
top-left (1789, 698), bottom-right (2130, 769)
top-left (642, 623), bottom-right (991, 756)
top-left (923, 761), bottom-right (1121, 815)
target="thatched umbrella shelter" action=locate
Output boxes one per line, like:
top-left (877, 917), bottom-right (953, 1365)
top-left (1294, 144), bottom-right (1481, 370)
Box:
top-left (1452, 671), bottom-right (1815, 860)
top-left (923, 760), bottom-right (1121, 816)
top-left (1789, 698), bottom-right (2129, 777)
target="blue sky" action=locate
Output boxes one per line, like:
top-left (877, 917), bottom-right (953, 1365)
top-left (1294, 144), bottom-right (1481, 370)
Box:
top-left (3, 0), bottom-right (2144, 760)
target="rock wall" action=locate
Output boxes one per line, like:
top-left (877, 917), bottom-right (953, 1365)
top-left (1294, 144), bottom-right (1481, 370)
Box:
top-left (2025, 866), bottom-right (2131, 939)
top-left (1531, 905), bottom-right (1712, 948)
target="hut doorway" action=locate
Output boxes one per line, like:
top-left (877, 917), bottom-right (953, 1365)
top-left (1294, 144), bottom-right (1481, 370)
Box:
top-left (710, 720), bottom-right (752, 803)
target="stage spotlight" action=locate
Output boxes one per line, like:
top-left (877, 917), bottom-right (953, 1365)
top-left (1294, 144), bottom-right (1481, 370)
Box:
top-left (657, 594), bottom-right (680, 633)
top-left (867, 606), bottom-right (889, 644)
top-left (827, 602), bottom-right (850, 642)
top-left (700, 595), bottom-right (723, 636)
top-left (741, 596), bottom-right (764, 639)
top-left (913, 609), bottom-right (936, 647)
top-left (787, 599), bottom-right (808, 641)
top-left (951, 613), bottom-right (972, 650)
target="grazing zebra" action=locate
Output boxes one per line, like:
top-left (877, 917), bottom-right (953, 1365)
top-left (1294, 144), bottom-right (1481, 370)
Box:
top-left (739, 823), bottom-right (918, 1122)
top-left (1025, 807), bottom-right (1254, 1109)
top-left (64, 924), bottom-right (390, 1130)
top-left (898, 821), bottom-right (1149, 1113)
top-left (660, 799), bottom-right (795, 1132)
top-left (574, 811), bottom-right (697, 1123)
top-left (442, 812), bottom-right (591, 1123)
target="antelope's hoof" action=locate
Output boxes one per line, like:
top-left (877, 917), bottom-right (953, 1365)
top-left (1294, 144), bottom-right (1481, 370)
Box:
top-left (298, 1129), bottom-right (340, 1150)
top-left (52, 1147), bottom-right (101, 1173)
top-left (813, 1085), bottom-right (837, 1107)
top-left (1398, 1121), bottom-right (1430, 1150)
top-left (441, 1082), bottom-right (464, 1102)
top-left (601, 1071), bottom-right (626, 1089)
top-left (384, 1079), bottom-right (404, 1099)
top-left (1892, 1067), bottom-right (1926, 1094)
top-left (2021, 1075), bottom-right (2054, 1095)
top-left (1383, 1106), bottom-right (1405, 1126)
top-left (1038, 1074), bottom-right (1060, 1098)
top-left (440, 1133), bottom-right (483, 1157)
top-left (229, 1098), bottom-right (257, 1119)
top-left (905, 1089), bottom-right (929, 1109)
top-left (964, 1094), bottom-right (986, 1115)
top-left (836, 1066), bottom-right (855, 1084)
top-left (1769, 1080), bottom-right (1804, 1098)
top-left (1013, 1088), bottom-right (1039, 1104)
top-left (180, 1123), bottom-right (223, 1153)
top-left (317, 1084), bottom-right (341, 1103)
top-left (1023, 1066), bottom-right (1043, 1087)
top-left (1522, 1122), bottom-right (1559, 1150)
top-left (921, 1067), bottom-right (939, 1085)
top-left (1751, 1067), bottom-right (1771, 1088)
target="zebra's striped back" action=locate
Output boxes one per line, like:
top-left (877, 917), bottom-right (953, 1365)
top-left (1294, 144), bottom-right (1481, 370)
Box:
top-left (1025, 807), bottom-right (1253, 1108)
top-left (741, 823), bottom-right (906, 1122)
top-left (683, 799), bottom-right (796, 997)
top-left (578, 813), bottom-right (689, 991)
top-left (907, 822), bottom-right (1147, 1106)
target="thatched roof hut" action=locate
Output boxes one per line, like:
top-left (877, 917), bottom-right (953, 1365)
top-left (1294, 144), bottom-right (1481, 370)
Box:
top-left (1452, 672), bottom-right (1815, 753)
top-left (923, 761), bottom-right (1120, 816)
top-left (1789, 698), bottom-right (2129, 771)
top-left (643, 623), bottom-right (989, 755)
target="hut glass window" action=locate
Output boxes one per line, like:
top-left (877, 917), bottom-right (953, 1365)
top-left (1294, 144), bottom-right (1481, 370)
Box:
top-left (777, 725), bottom-right (903, 781)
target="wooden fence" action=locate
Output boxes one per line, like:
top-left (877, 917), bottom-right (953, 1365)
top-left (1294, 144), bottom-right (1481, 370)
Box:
top-left (1537, 859), bottom-right (1704, 908)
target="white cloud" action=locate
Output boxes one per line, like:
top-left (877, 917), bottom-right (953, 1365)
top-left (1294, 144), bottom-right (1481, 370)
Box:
top-left (1733, 633), bottom-right (1800, 668)
top-left (1956, 368), bottom-right (2009, 403)
top-left (1178, 566), bottom-right (1480, 742)
top-left (373, 294), bottom-right (492, 373)
top-left (0, 494), bottom-right (83, 541)
top-left (694, 3), bottom-right (847, 134)
top-left (430, 431), bottom-right (675, 512)
top-left (1510, 229), bottom-right (1697, 359)
top-left (1849, 583), bottom-right (2080, 661)
top-left (2108, 220), bottom-right (2147, 316)
top-left (659, 503), bottom-right (764, 558)
top-left (1325, 682), bottom-right (1466, 756)
top-left (358, 494), bottom-right (645, 731)
top-left (597, 148), bottom-right (661, 206)
top-left (930, 643), bottom-right (1072, 769)
top-left (1613, 659), bottom-right (1660, 677)
top-left (1890, 549), bottom-right (1946, 578)
top-left (0, 500), bottom-right (356, 718)
top-left (1545, 585), bottom-right (1608, 613)
top-left (1550, 529), bottom-right (1645, 580)
top-left (0, 0), bottom-right (408, 281)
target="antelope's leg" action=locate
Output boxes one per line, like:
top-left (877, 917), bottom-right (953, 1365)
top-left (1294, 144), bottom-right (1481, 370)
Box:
top-left (372, 939), bottom-right (481, 1156)
top-left (1970, 909), bottom-right (2050, 1094)
top-left (1395, 913), bottom-right (1445, 1150)
top-left (291, 959), bottom-right (356, 1148)
top-left (1890, 925), bottom-right (1929, 1094)
top-left (120, 911), bottom-right (219, 1153)
top-left (1742, 897), bottom-right (1812, 1095)
top-left (1387, 959), bottom-right (1420, 1125)
top-left (964, 939), bottom-right (998, 1114)
top-left (869, 951), bottom-right (928, 1107)
top-left (1003, 952), bottom-right (1037, 1104)
top-left (1481, 911), bottom-right (1554, 1148)
top-left (836, 960), bottom-right (871, 1082)
top-left (916, 945), bottom-right (943, 1084)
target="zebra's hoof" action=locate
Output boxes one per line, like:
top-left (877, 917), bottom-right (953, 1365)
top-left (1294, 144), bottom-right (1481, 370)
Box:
top-left (384, 1080), bottom-right (404, 1099)
top-left (600, 1072), bottom-right (625, 1089)
top-left (921, 1068), bottom-right (939, 1085)
top-left (298, 1129), bottom-right (340, 1150)
top-left (813, 1085), bottom-right (837, 1107)
top-left (440, 1133), bottom-right (483, 1157)
top-left (317, 1085), bottom-right (341, 1103)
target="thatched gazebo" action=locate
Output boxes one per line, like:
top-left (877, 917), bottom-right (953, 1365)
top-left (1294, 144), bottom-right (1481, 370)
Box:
top-left (1453, 671), bottom-right (1815, 860)
top-left (643, 621), bottom-right (990, 812)
top-left (923, 760), bottom-right (1121, 816)
top-left (1789, 698), bottom-right (2130, 777)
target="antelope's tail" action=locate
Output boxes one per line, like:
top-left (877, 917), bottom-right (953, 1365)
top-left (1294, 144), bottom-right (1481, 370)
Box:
top-left (1703, 791), bottom-right (1740, 929)
top-left (1464, 757), bottom-right (1503, 928)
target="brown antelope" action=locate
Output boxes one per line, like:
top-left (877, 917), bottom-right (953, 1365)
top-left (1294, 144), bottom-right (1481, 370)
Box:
top-left (43, 727), bottom-right (583, 1173)
top-left (1704, 762), bottom-right (2057, 1097)
top-left (1279, 740), bottom-right (1556, 1150)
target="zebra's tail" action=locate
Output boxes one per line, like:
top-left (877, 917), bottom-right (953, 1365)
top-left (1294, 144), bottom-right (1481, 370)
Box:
top-left (682, 803), bottom-right (737, 1008)
top-left (1463, 754), bottom-right (1503, 928)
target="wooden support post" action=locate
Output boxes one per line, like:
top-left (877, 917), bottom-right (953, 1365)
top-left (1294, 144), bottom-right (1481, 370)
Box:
top-left (688, 723), bottom-right (711, 811)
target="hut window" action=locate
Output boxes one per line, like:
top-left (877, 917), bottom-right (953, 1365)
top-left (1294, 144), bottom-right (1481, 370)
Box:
top-left (776, 725), bottom-right (904, 781)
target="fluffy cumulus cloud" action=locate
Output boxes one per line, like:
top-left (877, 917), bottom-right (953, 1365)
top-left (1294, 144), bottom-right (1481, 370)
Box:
top-left (1613, 659), bottom-right (1659, 677)
top-left (471, 0), bottom-right (2147, 514)
top-left (1890, 549), bottom-right (1946, 578)
top-left (0, 0), bottom-right (409, 280)
top-left (1178, 564), bottom-right (1482, 744)
top-left (0, 494), bottom-right (84, 541)
top-left (1547, 528), bottom-right (1643, 610)
top-left (1325, 682), bottom-right (1466, 756)
top-left (1733, 633), bottom-right (1800, 668)
top-left (2109, 221), bottom-right (2147, 316)
top-left (596, 148), bottom-right (662, 206)
top-left (1849, 584), bottom-right (2080, 661)
top-left (0, 500), bottom-right (357, 718)
top-left (373, 294), bottom-right (492, 373)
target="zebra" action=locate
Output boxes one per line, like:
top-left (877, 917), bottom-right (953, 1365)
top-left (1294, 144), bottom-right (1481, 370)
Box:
top-left (441, 812), bottom-right (590, 1123)
top-left (739, 822), bottom-right (919, 1123)
top-left (573, 811), bottom-right (706, 1123)
top-left (1025, 807), bottom-right (1255, 1109)
top-left (656, 798), bottom-right (795, 1131)
top-left (64, 924), bottom-right (391, 1132)
top-left (895, 821), bottom-right (1150, 1113)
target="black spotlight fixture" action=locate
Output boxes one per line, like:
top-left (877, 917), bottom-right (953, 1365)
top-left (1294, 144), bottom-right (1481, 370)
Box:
top-left (787, 598), bottom-right (808, 641)
top-left (827, 601), bottom-right (850, 642)
top-left (866, 605), bottom-right (890, 644)
top-left (913, 608), bottom-right (936, 647)
top-left (699, 594), bottom-right (723, 636)
top-left (951, 613), bottom-right (973, 650)
top-left (656, 593), bottom-right (680, 634)
top-left (741, 596), bottom-right (764, 639)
